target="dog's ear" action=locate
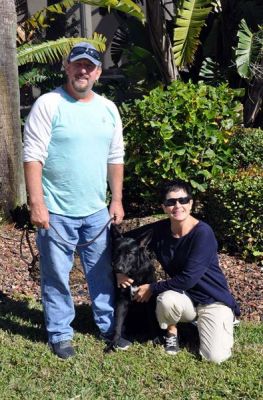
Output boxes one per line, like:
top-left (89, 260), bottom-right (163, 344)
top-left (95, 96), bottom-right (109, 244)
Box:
top-left (137, 228), bottom-right (153, 248)
top-left (110, 224), bottom-right (123, 239)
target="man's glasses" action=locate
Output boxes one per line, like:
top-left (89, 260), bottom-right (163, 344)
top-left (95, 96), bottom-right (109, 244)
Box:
top-left (69, 46), bottom-right (101, 62)
top-left (163, 196), bottom-right (191, 207)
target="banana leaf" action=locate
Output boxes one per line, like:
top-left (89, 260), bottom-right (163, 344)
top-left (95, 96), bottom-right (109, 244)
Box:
top-left (236, 19), bottom-right (262, 79)
top-left (173, 0), bottom-right (212, 68)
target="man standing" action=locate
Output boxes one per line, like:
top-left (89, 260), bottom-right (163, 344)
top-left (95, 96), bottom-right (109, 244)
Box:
top-left (23, 42), bottom-right (125, 359)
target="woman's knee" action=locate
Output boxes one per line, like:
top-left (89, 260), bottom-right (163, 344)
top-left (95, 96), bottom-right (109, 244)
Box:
top-left (198, 303), bottom-right (234, 363)
top-left (200, 347), bottom-right (232, 364)
top-left (156, 291), bottom-right (184, 314)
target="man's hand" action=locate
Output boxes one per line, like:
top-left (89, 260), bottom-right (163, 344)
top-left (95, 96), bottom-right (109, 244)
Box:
top-left (30, 202), bottom-right (50, 229)
top-left (134, 284), bottom-right (152, 303)
top-left (116, 273), bottom-right (134, 288)
top-left (109, 199), bottom-right (124, 225)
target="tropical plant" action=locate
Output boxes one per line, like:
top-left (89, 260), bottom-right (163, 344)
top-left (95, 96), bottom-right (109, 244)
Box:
top-left (107, 0), bottom-right (262, 124)
top-left (235, 19), bottom-right (263, 126)
top-left (173, 0), bottom-right (212, 68)
top-left (22, 0), bottom-right (145, 31)
top-left (235, 19), bottom-right (263, 80)
top-left (16, 0), bottom-right (145, 66)
top-left (17, 34), bottom-right (107, 66)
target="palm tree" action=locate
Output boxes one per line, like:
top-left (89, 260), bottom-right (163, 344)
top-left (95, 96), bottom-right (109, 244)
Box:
top-left (0, 0), bottom-right (26, 218)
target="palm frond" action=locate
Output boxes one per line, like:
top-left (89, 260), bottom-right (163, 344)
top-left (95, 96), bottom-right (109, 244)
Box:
top-left (199, 57), bottom-right (224, 83)
top-left (235, 19), bottom-right (262, 79)
top-left (173, 0), bottom-right (212, 68)
top-left (19, 66), bottom-right (64, 88)
top-left (24, 0), bottom-right (70, 30)
top-left (111, 26), bottom-right (128, 65)
top-left (104, 0), bottom-right (145, 22)
top-left (19, 68), bottom-right (50, 87)
top-left (211, 0), bottom-right (221, 13)
top-left (17, 35), bottom-right (106, 66)
top-left (24, 0), bottom-right (144, 30)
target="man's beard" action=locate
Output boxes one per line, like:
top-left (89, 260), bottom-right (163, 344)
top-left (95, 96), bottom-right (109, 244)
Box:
top-left (71, 77), bottom-right (90, 93)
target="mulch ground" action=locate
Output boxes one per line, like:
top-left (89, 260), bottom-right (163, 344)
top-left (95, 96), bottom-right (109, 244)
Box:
top-left (0, 220), bottom-right (262, 322)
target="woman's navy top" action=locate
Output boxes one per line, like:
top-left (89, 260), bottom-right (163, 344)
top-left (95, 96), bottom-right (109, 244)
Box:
top-left (129, 219), bottom-right (240, 316)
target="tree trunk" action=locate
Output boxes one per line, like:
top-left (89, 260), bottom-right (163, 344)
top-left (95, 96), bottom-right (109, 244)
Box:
top-left (145, 0), bottom-right (179, 84)
top-left (0, 0), bottom-right (26, 219)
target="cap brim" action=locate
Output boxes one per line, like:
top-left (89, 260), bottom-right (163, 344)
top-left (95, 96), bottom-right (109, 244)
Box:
top-left (69, 53), bottom-right (101, 66)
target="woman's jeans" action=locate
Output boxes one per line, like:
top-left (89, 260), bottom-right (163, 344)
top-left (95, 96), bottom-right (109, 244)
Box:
top-left (37, 208), bottom-right (115, 344)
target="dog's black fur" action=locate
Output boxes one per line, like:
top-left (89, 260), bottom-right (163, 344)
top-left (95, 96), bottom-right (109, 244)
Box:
top-left (105, 225), bottom-right (161, 352)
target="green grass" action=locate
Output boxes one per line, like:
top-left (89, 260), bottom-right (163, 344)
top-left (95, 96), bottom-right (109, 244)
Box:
top-left (0, 295), bottom-right (262, 400)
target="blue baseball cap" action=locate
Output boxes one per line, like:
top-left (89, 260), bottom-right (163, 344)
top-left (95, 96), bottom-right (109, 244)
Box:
top-left (67, 42), bottom-right (102, 66)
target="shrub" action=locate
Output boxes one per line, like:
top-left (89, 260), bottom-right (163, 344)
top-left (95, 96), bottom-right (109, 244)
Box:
top-left (200, 170), bottom-right (263, 261)
top-left (122, 80), bottom-right (243, 208)
top-left (230, 127), bottom-right (263, 169)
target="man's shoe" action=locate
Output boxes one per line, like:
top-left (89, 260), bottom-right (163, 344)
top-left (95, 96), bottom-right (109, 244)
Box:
top-left (164, 335), bottom-right (180, 355)
top-left (50, 340), bottom-right (75, 359)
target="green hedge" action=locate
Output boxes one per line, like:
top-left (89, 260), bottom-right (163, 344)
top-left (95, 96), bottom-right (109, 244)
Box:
top-left (230, 128), bottom-right (263, 169)
top-left (200, 171), bottom-right (263, 261)
top-left (122, 80), bottom-right (242, 203)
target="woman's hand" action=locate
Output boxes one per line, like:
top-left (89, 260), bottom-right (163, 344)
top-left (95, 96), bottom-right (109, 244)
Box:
top-left (116, 273), bottom-right (134, 288)
top-left (134, 284), bottom-right (152, 303)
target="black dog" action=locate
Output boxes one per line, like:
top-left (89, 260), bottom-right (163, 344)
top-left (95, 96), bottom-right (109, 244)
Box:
top-left (105, 225), bottom-right (161, 352)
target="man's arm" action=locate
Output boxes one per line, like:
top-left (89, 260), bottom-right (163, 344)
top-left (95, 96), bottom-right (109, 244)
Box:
top-left (24, 161), bottom-right (49, 229)
top-left (107, 163), bottom-right (124, 225)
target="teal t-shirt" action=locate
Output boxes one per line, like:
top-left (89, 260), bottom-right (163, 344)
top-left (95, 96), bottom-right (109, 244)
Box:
top-left (23, 87), bottom-right (124, 216)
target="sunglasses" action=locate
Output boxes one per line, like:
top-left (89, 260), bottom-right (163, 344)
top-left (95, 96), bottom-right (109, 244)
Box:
top-left (69, 46), bottom-right (101, 62)
top-left (163, 196), bottom-right (191, 207)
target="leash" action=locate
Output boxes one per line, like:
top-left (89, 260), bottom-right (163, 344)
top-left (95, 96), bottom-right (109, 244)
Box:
top-left (0, 227), bottom-right (38, 269)
top-left (20, 228), bottom-right (39, 278)
top-left (48, 216), bottom-right (114, 248)
top-left (1, 216), bottom-right (114, 281)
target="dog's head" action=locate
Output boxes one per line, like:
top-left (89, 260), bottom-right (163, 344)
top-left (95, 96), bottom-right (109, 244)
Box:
top-left (111, 225), bottom-right (153, 278)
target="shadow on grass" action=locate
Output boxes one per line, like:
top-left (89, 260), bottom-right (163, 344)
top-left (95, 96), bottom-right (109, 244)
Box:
top-left (0, 291), bottom-right (45, 342)
top-left (0, 291), bottom-right (98, 343)
top-left (177, 322), bottom-right (200, 357)
top-left (0, 291), bottom-right (200, 357)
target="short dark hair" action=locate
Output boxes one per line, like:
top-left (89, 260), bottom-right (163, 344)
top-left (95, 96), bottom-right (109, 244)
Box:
top-left (160, 179), bottom-right (193, 202)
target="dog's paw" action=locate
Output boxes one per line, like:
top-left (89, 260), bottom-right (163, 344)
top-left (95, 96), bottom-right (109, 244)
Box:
top-left (104, 343), bottom-right (117, 353)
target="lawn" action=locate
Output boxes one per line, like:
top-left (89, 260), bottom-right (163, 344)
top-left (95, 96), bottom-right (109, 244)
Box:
top-left (0, 296), bottom-right (262, 400)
